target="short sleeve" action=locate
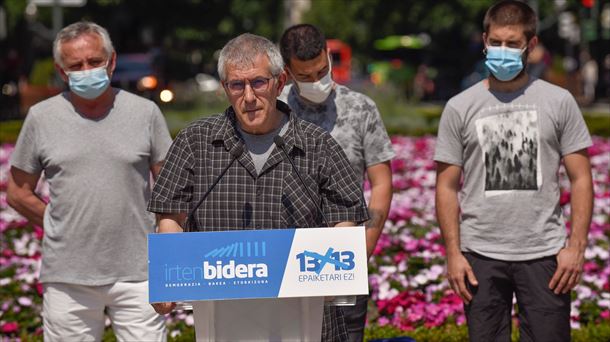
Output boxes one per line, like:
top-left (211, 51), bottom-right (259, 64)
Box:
top-left (147, 129), bottom-right (195, 214)
top-left (149, 103), bottom-right (172, 164)
top-left (319, 134), bottom-right (369, 225)
top-left (433, 102), bottom-right (464, 166)
top-left (10, 111), bottom-right (43, 174)
top-left (558, 93), bottom-right (592, 156)
top-left (362, 98), bottom-right (395, 167)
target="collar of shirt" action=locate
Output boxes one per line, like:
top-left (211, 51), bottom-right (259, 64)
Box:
top-left (209, 100), bottom-right (306, 156)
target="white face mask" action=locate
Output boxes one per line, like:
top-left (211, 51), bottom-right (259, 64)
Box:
top-left (290, 55), bottom-right (334, 103)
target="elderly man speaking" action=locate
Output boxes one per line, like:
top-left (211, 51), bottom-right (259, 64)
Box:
top-left (147, 33), bottom-right (369, 341)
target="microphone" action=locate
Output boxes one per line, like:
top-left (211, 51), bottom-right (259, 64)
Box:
top-left (273, 135), bottom-right (331, 227)
top-left (187, 144), bottom-right (244, 231)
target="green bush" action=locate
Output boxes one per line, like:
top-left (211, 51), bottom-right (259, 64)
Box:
top-left (98, 320), bottom-right (609, 341)
top-left (0, 120), bottom-right (23, 143)
top-left (99, 320), bottom-right (610, 341)
top-left (0, 97), bottom-right (607, 143)
top-left (363, 321), bottom-right (610, 342)
top-left (585, 114), bottom-right (610, 137)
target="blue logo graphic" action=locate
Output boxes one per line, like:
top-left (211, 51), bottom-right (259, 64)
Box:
top-left (148, 229), bottom-right (295, 302)
top-left (296, 248), bottom-right (355, 274)
top-left (204, 241), bottom-right (267, 258)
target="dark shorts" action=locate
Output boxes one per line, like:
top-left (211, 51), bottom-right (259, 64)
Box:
top-left (464, 252), bottom-right (570, 342)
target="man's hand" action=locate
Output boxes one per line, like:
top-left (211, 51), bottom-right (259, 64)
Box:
top-left (549, 246), bottom-right (585, 294)
top-left (151, 214), bottom-right (183, 315)
top-left (151, 302), bottom-right (176, 315)
top-left (447, 252), bottom-right (478, 304)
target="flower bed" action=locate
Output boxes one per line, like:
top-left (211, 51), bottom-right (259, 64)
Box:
top-left (367, 136), bottom-right (610, 333)
top-left (1, 136), bottom-right (609, 340)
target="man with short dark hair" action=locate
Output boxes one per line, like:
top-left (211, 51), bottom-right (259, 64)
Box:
top-left (434, 1), bottom-right (593, 341)
top-left (7, 21), bottom-right (171, 341)
top-left (148, 33), bottom-right (369, 342)
top-left (279, 24), bottom-right (395, 342)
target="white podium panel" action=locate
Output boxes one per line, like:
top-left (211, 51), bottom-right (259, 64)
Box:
top-left (192, 297), bottom-right (324, 342)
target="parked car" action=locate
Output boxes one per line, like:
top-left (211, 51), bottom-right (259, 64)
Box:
top-left (111, 52), bottom-right (174, 103)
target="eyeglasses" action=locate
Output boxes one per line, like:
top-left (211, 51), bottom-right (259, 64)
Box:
top-left (225, 77), bottom-right (274, 96)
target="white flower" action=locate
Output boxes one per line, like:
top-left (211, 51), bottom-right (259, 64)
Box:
top-left (576, 286), bottom-right (592, 300)
top-left (413, 274), bottom-right (428, 286)
top-left (185, 313), bottom-right (194, 326)
top-left (17, 297), bottom-right (32, 306)
top-left (597, 299), bottom-right (610, 309)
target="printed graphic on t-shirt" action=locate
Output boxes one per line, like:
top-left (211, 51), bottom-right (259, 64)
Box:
top-left (475, 109), bottom-right (540, 194)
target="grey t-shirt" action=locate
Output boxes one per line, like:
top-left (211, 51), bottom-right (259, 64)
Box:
top-left (434, 78), bottom-right (592, 261)
top-left (11, 89), bottom-right (173, 285)
top-left (238, 113), bottom-right (289, 174)
top-left (279, 84), bottom-right (395, 184)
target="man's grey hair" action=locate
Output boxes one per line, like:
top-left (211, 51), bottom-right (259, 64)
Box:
top-left (53, 21), bottom-right (115, 68)
top-left (217, 33), bottom-right (284, 81)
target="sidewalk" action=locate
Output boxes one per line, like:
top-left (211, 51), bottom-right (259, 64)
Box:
top-left (582, 101), bottom-right (610, 115)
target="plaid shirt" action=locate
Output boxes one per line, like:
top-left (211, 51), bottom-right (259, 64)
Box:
top-left (148, 101), bottom-right (367, 341)
top-left (148, 101), bottom-right (368, 230)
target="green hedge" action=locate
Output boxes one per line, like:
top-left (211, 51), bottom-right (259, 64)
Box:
top-left (10, 319), bottom-right (610, 341)
top-left (371, 322), bottom-right (610, 342)
top-left (362, 321), bottom-right (610, 342)
top-left (1, 109), bottom-right (607, 144)
top-left (113, 321), bottom-right (610, 341)
top-left (99, 321), bottom-right (610, 341)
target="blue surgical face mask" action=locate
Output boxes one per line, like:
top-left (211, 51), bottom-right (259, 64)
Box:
top-left (65, 64), bottom-right (110, 99)
top-left (485, 45), bottom-right (527, 82)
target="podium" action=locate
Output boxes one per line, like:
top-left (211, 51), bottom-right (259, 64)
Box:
top-left (148, 227), bottom-right (368, 341)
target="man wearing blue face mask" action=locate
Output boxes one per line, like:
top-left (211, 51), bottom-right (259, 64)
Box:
top-left (279, 24), bottom-right (395, 342)
top-left (7, 21), bottom-right (171, 341)
top-left (434, 1), bottom-right (593, 341)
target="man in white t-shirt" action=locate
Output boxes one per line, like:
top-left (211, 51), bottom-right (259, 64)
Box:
top-left (7, 21), bottom-right (172, 341)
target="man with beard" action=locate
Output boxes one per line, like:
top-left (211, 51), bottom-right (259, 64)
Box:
top-left (434, 1), bottom-right (593, 341)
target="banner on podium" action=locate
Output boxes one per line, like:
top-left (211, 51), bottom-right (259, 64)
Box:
top-left (148, 226), bottom-right (368, 303)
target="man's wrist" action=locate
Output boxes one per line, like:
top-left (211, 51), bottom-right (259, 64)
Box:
top-left (566, 237), bottom-right (587, 252)
top-left (445, 245), bottom-right (462, 257)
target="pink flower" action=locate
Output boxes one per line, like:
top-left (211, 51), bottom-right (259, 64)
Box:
top-left (391, 159), bottom-right (406, 173)
top-left (34, 226), bottom-right (44, 240)
top-left (36, 282), bottom-right (44, 296)
top-left (583, 261), bottom-right (599, 274)
top-left (1, 322), bottom-right (19, 334)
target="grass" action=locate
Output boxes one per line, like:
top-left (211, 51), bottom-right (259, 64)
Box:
top-left (160, 95), bottom-right (228, 135)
